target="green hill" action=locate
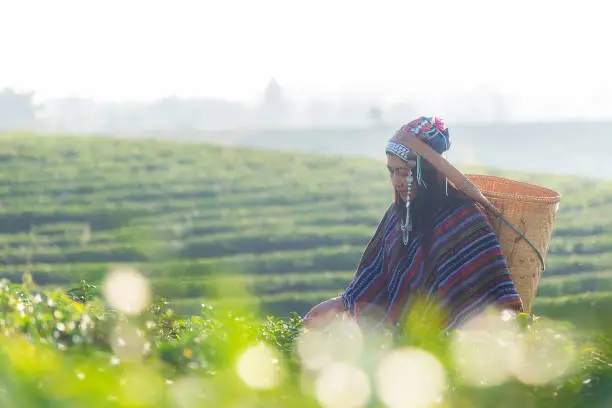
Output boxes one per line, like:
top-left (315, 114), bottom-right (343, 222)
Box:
top-left (0, 133), bottom-right (610, 326)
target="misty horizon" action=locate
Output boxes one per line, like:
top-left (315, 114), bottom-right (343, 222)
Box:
top-left (1, 0), bottom-right (610, 180)
top-left (2, 0), bottom-right (611, 123)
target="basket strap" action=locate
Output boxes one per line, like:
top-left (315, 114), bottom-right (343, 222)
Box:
top-left (491, 210), bottom-right (546, 275)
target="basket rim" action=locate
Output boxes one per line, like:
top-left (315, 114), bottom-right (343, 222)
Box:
top-left (465, 174), bottom-right (561, 204)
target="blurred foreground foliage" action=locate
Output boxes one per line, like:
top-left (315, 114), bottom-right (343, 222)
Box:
top-left (0, 278), bottom-right (610, 407)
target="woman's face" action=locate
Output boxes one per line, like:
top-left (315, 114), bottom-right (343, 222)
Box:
top-left (386, 154), bottom-right (417, 202)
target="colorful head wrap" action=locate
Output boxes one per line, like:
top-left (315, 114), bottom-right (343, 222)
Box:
top-left (385, 116), bottom-right (451, 246)
top-left (385, 116), bottom-right (450, 162)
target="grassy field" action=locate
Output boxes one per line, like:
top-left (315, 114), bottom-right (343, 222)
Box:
top-left (0, 132), bottom-right (610, 330)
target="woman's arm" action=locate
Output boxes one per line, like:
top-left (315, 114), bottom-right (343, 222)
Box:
top-left (341, 207), bottom-right (391, 319)
top-left (302, 295), bottom-right (344, 326)
top-left (303, 206), bottom-right (392, 326)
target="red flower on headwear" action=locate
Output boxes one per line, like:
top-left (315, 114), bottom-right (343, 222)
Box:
top-left (433, 117), bottom-right (445, 132)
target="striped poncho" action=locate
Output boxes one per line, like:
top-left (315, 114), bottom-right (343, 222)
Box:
top-left (341, 199), bottom-right (523, 330)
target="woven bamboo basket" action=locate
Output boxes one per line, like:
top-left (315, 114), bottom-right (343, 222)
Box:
top-left (465, 175), bottom-right (561, 313)
top-left (389, 134), bottom-right (562, 314)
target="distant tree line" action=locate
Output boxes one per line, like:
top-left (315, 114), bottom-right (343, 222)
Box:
top-left (0, 79), bottom-right (518, 134)
top-left (0, 88), bottom-right (39, 131)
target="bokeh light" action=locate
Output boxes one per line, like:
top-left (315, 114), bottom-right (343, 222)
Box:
top-left (512, 319), bottom-right (577, 385)
top-left (315, 362), bottom-right (371, 408)
top-left (236, 342), bottom-right (281, 390)
top-left (375, 347), bottom-right (446, 408)
top-left (297, 317), bottom-right (364, 371)
top-left (450, 309), bottom-right (523, 387)
top-left (450, 309), bottom-right (578, 388)
top-left (102, 267), bottom-right (151, 315)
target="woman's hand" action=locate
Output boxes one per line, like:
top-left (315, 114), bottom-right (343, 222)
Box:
top-left (302, 296), bottom-right (344, 327)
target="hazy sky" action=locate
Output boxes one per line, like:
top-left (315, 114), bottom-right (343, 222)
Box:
top-left (1, 0), bottom-right (610, 117)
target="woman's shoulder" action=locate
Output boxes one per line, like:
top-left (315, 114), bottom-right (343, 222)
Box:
top-left (436, 198), bottom-right (491, 230)
top-left (380, 201), bottom-right (401, 226)
top-left (369, 202), bottom-right (400, 233)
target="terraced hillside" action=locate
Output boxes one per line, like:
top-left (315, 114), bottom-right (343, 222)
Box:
top-left (0, 133), bottom-right (610, 327)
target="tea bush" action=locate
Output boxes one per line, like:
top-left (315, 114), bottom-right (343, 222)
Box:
top-left (0, 277), bottom-right (610, 407)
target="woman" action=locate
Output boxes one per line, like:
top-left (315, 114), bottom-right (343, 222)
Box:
top-left (303, 116), bottom-right (523, 330)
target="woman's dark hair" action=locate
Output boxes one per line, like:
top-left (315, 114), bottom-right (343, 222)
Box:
top-left (396, 159), bottom-right (473, 272)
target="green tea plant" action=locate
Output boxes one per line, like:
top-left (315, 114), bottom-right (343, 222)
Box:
top-left (0, 275), bottom-right (609, 407)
